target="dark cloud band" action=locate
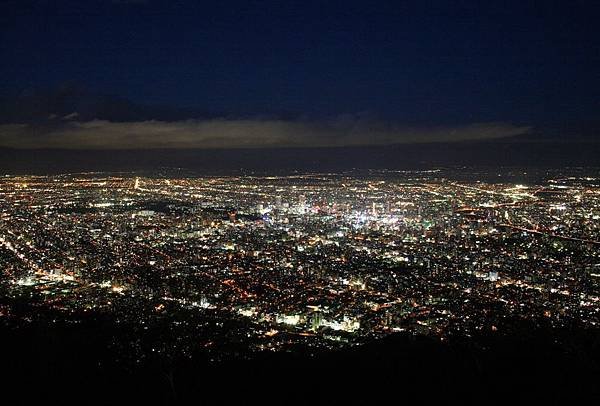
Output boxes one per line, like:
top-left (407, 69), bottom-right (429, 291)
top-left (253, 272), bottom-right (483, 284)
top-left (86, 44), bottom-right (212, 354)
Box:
top-left (0, 119), bottom-right (530, 149)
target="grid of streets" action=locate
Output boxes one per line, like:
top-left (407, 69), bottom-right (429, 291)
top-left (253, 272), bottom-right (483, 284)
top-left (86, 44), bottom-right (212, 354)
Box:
top-left (0, 169), bottom-right (599, 359)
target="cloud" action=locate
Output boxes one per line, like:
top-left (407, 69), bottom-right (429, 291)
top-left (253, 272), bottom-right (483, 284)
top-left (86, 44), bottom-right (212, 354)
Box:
top-left (111, 0), bottom-right (148, 4)
top-left (0, 118), bottom-right (531, 149)
top-left (63, 112), bottom-right (79, 120)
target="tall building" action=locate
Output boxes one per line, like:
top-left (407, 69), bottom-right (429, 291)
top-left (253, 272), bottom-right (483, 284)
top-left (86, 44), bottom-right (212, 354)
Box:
top-left (311, 312), bottom-right (323, 331)
top-left (298, 195), bottom-right (307, 214)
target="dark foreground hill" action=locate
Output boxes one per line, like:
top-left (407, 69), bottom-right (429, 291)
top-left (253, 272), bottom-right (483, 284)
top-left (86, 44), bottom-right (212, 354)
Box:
top-left (1, 317), bottom-right (598, 405)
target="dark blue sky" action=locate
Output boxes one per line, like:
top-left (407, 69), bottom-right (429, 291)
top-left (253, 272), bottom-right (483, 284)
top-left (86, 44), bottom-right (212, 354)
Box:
top-left (1, 0), bottom-right (599, 131)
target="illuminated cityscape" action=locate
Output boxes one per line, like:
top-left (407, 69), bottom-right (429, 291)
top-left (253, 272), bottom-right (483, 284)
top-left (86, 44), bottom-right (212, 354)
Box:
top-left (2, 1), bottom-right (600, 402)
top-left (1, 169), bottom-right (598, 365)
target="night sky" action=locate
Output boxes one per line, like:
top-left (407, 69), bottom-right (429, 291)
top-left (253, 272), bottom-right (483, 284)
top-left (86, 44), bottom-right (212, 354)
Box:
top-left (0, 0), bottom-right (599, 149)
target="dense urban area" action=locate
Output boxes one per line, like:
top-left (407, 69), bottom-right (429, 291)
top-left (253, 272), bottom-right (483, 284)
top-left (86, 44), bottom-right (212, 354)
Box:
top-left (1, 169), bottom-right (599, 365)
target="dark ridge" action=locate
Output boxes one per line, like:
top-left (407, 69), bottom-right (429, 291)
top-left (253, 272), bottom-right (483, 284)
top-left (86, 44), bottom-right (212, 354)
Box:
top-left (1, 317), bottom-right (598, 405)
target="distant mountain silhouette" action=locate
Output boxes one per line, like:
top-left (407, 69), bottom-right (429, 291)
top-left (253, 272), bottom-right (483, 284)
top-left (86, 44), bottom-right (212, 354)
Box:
top-left (0, 84), bottom-right (219, 124)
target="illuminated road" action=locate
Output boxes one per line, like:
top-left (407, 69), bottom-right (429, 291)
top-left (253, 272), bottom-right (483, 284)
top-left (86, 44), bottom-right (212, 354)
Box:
top-left (499, 223), bottom-right (600, 246)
